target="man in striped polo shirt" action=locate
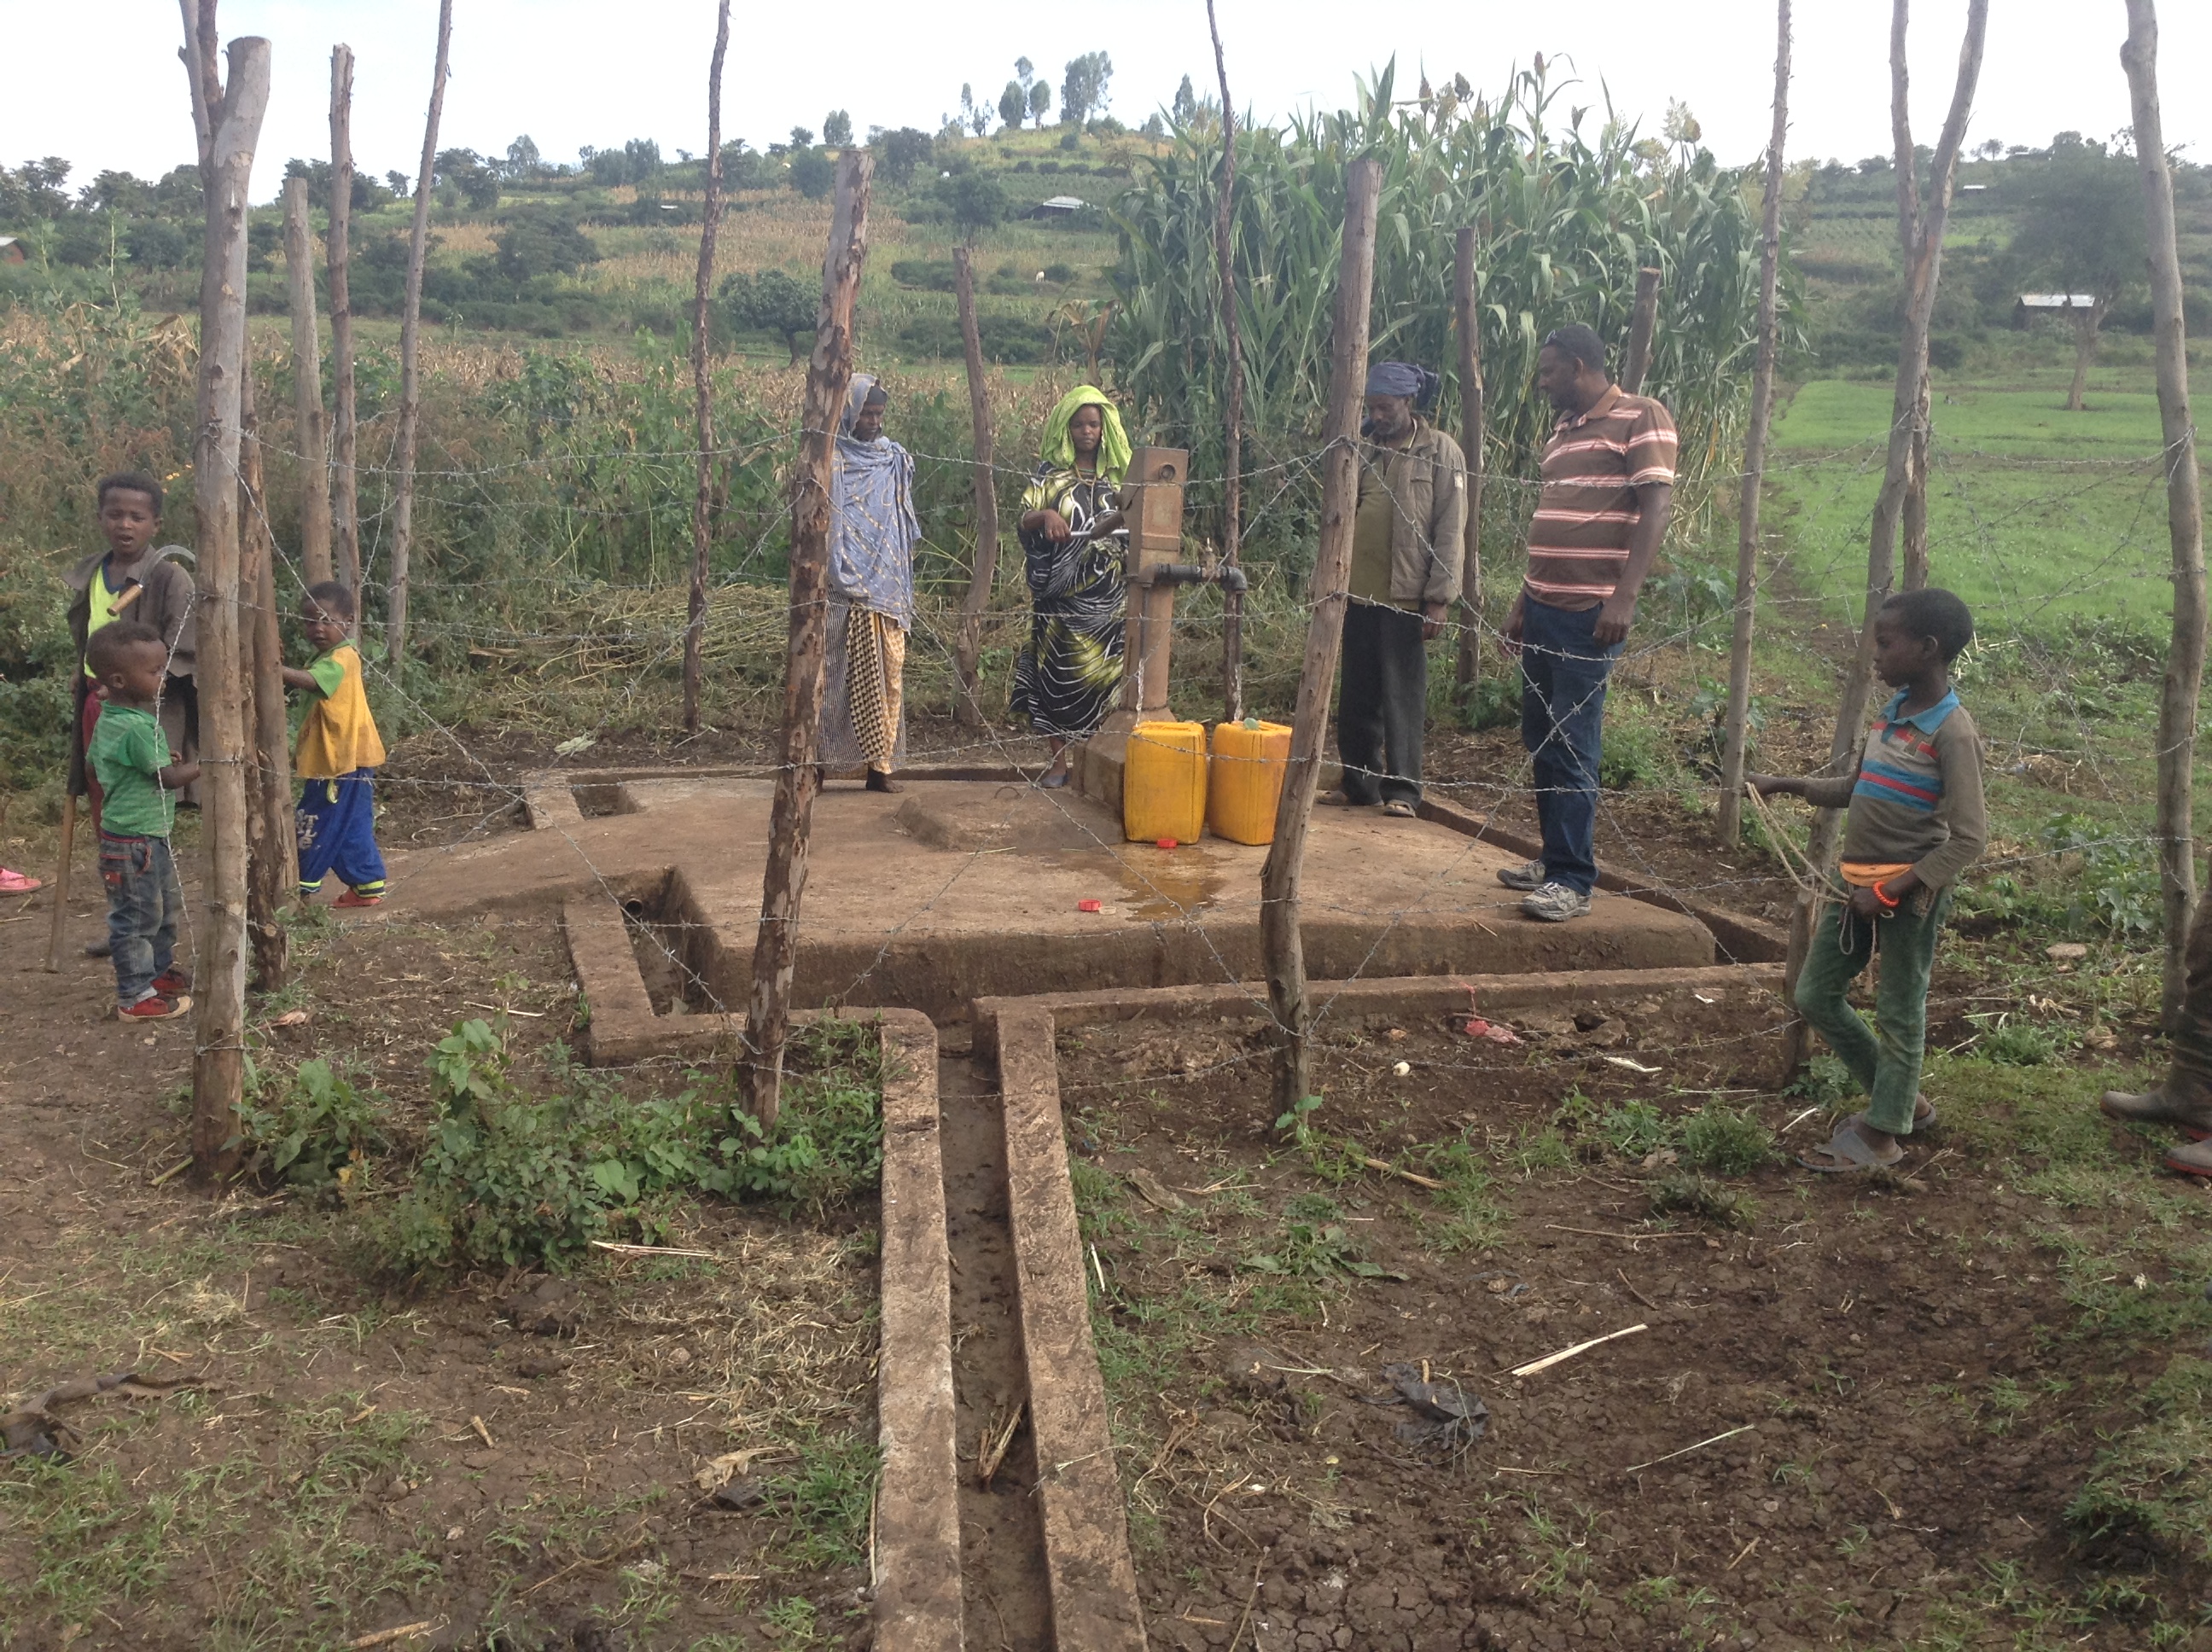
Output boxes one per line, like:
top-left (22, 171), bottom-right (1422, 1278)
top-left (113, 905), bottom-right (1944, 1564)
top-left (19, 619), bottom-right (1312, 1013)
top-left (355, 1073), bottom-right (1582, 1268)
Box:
top-left (1498, 324), bottom-right (1677, 922)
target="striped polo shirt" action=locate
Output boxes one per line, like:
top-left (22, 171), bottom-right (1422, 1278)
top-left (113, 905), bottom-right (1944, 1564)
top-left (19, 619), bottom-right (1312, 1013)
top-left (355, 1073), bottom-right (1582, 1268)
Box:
top-left (1811, 688), bottom-right (1988, 893)
top-left (1523, 386), bottom-right (1679, 610)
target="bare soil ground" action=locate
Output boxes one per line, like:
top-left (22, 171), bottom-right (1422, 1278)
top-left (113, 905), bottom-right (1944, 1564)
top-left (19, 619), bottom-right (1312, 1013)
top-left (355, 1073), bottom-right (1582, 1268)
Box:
top-left (1056, 1010), bottom-right (2212, 1652)
top-left (0, 842), bottom-right (882, 1652)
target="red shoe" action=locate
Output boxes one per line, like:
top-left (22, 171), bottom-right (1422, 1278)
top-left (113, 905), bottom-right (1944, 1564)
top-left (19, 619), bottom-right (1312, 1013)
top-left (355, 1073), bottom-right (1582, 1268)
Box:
top-left (151, 968), bottom-right (191, 996)
top-left (118, 992), bottom-right (192, 1021)
top-left (334, 889), bottom-right (383, 908)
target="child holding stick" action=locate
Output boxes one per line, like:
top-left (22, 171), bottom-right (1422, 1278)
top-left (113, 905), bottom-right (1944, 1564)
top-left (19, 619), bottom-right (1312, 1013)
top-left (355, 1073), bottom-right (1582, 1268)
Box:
top-left (84, 621), bottom-right (200, 1020)
top-left (1749, 588), bottom-right (1987, 1172)
top-left (284, 582), bottom-right (388, 907)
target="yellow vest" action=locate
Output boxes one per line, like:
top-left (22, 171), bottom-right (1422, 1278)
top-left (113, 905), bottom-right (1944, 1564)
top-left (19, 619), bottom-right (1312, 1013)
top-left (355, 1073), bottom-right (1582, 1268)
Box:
top-left (294, 645), bottom-right (387, 778)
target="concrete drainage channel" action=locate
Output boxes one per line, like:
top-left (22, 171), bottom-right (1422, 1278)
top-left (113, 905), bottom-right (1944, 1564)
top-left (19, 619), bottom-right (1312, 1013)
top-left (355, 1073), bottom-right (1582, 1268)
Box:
top-left (540, 768), bottom-right (1792, 1649)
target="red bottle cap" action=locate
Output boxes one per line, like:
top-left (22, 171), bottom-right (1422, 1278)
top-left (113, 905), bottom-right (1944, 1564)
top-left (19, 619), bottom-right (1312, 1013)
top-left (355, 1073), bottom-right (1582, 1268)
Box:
top-left (1077, 899), bottom-right (1103, 913)
top-left (1155, 838), bottom-right (1178, 850)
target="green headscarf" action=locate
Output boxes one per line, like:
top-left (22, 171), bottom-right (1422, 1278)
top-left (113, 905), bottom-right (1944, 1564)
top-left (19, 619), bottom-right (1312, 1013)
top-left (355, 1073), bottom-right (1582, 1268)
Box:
top-left (1039, 384), bottom-right (1131, 485)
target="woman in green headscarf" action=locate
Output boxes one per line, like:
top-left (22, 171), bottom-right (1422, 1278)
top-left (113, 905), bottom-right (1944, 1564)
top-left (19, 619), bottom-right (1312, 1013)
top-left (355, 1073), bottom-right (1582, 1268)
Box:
top-left (1012, 385), bottom-right (1132, 786)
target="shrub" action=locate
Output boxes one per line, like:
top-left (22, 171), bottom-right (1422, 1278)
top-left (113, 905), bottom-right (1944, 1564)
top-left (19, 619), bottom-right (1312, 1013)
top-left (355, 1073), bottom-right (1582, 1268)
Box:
top-left (888, 259), bottom-right (957, 292)
top-left (1457, 672), bottom-right (1520, 732)
top-left (1598, 1099), bottom-right (1673, 1160)
top-left (1649, 1171), bottom-right (1757, 1229)
top-left (493, 211), bottom-right (598, 282)
top-left (238, 1058), bottom-right (393, 1189)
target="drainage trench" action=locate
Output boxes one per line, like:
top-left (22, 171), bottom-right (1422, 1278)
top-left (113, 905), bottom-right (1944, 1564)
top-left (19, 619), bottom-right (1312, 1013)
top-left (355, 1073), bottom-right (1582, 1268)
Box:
top-left (937, 1045), bottom-right (1055, 1649)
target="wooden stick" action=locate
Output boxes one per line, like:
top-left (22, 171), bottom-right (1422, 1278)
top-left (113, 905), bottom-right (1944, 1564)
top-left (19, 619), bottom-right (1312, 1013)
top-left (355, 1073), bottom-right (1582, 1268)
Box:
top-left (345, 1622), bottom-right (437, 1649)
top-left (1361, 1156), bottom-right (1444, 1192)
top-left (1717, 1), bottom-right (1790, 848)
top-left (237, 359), bottom-right (291, 991)
top-left (742, 150), bottom-right (871, 1129)
top-left (1506, 1323), bottom-right (1646, 1379)
top-left (1785, 0), bottom-right (1988, 1072)
top-left (1618, 267), bottom-right (1662, 395)
top-left (388, 0), bottom-right (453, 664)
top-left (1260, 156), bottom-right (1379, 1114)
top-left (1451, 224), bottom-right (1486, 694)
top-left (2122, 0), bottom-right (2208, 1033)
top-left (682, 1), bottom-right (731, 737)
top-left (328, 44), bottom-right (359, 601)
top-left (1207, 0), bottom-right (1246, 722)
top-left (1621, 1423), bottom-right (1755, 1477)
top-left (44, 792), bottom-right (76, 973)
top-left (951, 245), bottom-right (998, 727)
top-left (282, 175), bottom-right (332, 585)
top-left (183, 16), bottom-right (271, 1189)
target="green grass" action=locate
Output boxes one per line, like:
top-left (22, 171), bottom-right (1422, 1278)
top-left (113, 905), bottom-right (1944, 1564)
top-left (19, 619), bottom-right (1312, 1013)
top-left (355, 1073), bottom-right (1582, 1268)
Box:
top-left (1767, 368), bottom-right (2183, 630)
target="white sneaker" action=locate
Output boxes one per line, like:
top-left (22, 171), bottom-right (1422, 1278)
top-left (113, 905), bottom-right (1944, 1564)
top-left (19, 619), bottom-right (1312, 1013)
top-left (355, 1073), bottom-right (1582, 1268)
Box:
top-left (1521, 881), bottom-right (1592, 922)
top-left (1495, 858), bottom-right (1547, 892)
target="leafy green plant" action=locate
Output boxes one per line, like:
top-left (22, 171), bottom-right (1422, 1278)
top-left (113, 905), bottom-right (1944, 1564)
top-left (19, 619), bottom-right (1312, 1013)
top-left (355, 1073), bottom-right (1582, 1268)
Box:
top-left (237, 1058), bottom-right (392, 1189)
top-left (1679, 1104), bottom-right (1773, 1175)
top-left (1599, 1100), bottom-right (1674, 1160)
top-left (1414, 1138), bottom-right (1504, 1253)
top-left (1786, 1054), bottom-right (1856, 1106)
top-left (1457, 670), bottom-right (1522, 732)
top-left (1971, 1015), bottom-right (2065, 1067)
top-left (1245, 1193), bottom-right (1400, 1281)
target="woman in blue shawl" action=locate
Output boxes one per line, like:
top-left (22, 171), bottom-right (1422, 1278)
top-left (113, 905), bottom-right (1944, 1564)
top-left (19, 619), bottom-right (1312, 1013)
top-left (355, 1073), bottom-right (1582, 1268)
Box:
top-left (821, 375), bottom-right (922, 793)
top-left (1012, 385), bottom-right (1131, 787)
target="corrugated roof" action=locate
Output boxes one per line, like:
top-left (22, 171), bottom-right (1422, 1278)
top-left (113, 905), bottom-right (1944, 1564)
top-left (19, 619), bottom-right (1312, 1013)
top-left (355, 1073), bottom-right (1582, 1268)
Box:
top-left (1037, 195), bottom-right (1086, 210)
top-left (2017, 293), bottom-right (2098, 307)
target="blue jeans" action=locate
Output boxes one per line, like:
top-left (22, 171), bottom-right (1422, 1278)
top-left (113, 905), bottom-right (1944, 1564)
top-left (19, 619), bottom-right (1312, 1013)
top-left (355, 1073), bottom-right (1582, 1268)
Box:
top-left (1518, 596), bottom-right (1621, 895)
top-left (100, 832), bottom-right (182, 1006)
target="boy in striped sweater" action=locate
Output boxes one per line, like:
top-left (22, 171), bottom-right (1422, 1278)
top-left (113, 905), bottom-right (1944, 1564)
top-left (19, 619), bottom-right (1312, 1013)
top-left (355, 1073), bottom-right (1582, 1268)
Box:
top-left (1750, 588), bottom-right (1987, 1172)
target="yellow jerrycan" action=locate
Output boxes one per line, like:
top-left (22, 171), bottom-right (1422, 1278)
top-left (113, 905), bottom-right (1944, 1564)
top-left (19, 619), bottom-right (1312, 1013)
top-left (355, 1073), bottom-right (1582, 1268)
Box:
top-left (1207, 718), bottom-right (1292, 845)
top-left (1122, 720), bottom-right (1209, 845)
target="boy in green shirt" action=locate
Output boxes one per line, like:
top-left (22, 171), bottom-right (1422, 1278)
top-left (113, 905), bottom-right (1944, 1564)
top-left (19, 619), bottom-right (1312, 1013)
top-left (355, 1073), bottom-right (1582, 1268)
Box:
top-left (84, 621), bottom-right (201, 1021)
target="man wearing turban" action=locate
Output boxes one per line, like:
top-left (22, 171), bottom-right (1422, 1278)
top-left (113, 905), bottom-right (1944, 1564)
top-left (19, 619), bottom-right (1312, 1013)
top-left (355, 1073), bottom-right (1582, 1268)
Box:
top-left (1324, 361), bottom-right (1467, 817)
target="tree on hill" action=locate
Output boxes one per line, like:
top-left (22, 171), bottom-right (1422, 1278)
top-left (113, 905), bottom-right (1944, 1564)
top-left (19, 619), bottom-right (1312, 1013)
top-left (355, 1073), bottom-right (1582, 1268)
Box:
top-left (1171, 75), bottom-right (1200, 126)
top-left (937, 170), bottom-right (1010, 245)
top-left (998, 81), bottom-right (1026, 132)
top-left (789, 144), bottom-right (835, 200)
top-left (2009, 133), bottom-right (2147, 410)
top-left (720, 268), bottom-right (818, 364)
top-left (494, 211), bottom-right (597, 283)
top-left (502, 135), bottom-right (542, 179)
top-left (823, 111), bottom-right (853, 148)
top-left (873, 127), bottom-right (934, 183)
top-left (1027, 80), bottom-right (1052, 128)
top-left (1061, 52), bottom-right (1112, 125)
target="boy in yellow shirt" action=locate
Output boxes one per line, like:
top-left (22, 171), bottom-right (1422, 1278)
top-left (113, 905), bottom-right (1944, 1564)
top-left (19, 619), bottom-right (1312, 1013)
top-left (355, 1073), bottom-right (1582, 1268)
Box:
top-left (284, 582), bottom-right (388, 906)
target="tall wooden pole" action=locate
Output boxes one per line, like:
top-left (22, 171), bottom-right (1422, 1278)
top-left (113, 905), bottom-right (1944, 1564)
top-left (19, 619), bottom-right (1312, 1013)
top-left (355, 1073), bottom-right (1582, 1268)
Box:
top-left (282, 175), bottom-right (333, 586)
top-left (180, 7), bottom-right (271, 1186)
top-left (328, 44), bottom-right (359, 601)
top-left (237, 360), bottom-right (293, 991)
top-left (1901, 364), bottom-right (1932, 590)
top-left (1260, 156), bottom-right (1380, 1114)
top-left (743, 151), bottom-right (872, 1128)
top-left (683, 0), bottom-right (731, 736)
top-left (1451, 225), bottom-right (1487, 693)
top-left (1784, 0), bottom-right (1987, 1068)
top-left (1718, 0), bottom-right (1792, 846)
top-left (2121, 0), bottom-right (2207, 1032)
top-left (951, 245), bottom-right (999, 727)
top-left (1619, 267), bottom-right (1662, 394)
top-left (1206, 0), bottom-right (1247, 722)
top-left (389, 0), bottom-right (452, 663)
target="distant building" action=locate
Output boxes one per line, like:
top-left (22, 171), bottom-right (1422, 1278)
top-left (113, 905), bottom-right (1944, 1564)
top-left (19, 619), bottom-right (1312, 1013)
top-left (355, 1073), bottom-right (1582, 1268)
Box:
top-left (1029, 195), bottom-right (1087, 218)
top-left (0, 236), bottom-right (25, 265)
top-left (2014, 293), bottom-right (2098, 328)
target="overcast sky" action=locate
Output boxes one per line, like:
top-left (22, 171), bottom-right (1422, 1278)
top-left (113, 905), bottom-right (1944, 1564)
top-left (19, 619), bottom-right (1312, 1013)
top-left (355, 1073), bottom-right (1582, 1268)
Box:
top-left (5, 2), bottom-right (2203, 199)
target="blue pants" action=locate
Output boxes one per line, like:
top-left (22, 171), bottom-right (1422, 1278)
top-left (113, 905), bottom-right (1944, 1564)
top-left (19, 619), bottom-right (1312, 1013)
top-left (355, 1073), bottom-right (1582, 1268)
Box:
top-left (100, 832), bottom-right (182, 1006)
top-left (1519, 596), bottom-right (1622, 895)
top-left (297, 771), bottom-right (387, 898)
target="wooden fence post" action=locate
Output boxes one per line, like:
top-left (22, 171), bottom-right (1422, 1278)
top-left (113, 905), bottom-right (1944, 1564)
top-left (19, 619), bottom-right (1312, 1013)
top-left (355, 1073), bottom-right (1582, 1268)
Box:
top-left (1207, 0), bottom-right (1247, 723)
top-left (683, 0), bottom-right (731, 736)
top-left (1452, 225), bottom-right (1487, 694)
top-left (2121, 0), bottom-right (2208, 1032)
top-left (1619, 267), bottom-right (1662, 394)
top-left (1260, 155), bottom-right (1380, 1114)
top-left (1718, 0), bottom-right (1792, 847)
top-left (951, 245), bottom-right (998, 727)
top-left (237, 359), bottom-right (293, 991)
top-left (180, 6), bottom-right (271, 1185)
top-left (389, 0), bottom-right (452, 664)
top-left (328, 44), bottom-right (359, 602)
top-left (742, 150), bottom-right (872, 1128)
top-left (1784, 0), bottom-right (1987, 1070)
top-left (282, 174), bottom-right (333, 586)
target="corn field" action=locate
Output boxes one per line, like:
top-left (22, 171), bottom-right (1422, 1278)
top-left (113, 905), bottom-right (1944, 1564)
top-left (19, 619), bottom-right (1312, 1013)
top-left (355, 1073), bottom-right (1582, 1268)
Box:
top-left (1109, 60), bottom-right (1779, 555)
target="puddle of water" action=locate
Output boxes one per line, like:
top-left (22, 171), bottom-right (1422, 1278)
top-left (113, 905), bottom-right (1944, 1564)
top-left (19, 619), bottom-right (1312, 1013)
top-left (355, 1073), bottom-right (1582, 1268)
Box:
top-left (1107, 842), bottom-right (1226, 922)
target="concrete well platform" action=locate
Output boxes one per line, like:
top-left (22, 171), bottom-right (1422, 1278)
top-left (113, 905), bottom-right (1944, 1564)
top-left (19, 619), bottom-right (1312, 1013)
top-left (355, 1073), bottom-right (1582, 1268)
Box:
top-left (395, 775), bottom-right (1715, 1020)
